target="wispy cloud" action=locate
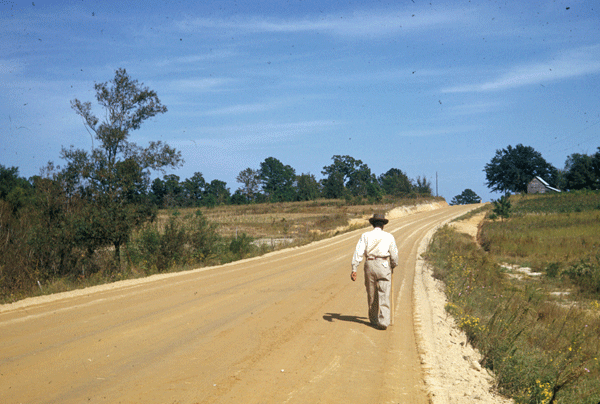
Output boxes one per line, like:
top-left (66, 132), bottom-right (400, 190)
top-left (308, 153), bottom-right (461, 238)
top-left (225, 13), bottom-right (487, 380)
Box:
top-left (395, 125), bottom-right (479, 137)
top-left (168, 77), bottom-right (237, 92)
top-left (156, 50), bottom-right (237, 67)
top-left (191, 120), bottom-right (338, 148)
top-left (200, 102), bottom-right (276, 116)
top-left (443, 45), bottom-right (600, 93)
top-left (177, 7), bottom-right (467, 38)
top-left (444, 101), bottom-right (504, 116)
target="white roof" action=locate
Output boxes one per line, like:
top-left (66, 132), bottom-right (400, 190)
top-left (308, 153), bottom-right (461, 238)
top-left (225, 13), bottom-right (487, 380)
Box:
top-left (534, 176), bottom-right (561, 192)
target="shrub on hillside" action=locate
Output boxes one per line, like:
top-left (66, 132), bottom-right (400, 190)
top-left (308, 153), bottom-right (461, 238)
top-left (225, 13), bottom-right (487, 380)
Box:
top-left (228, 233), bottom-right (256, 260)
top-left (127, 210), bottom-right (220, 274)
top-left (564, 256), bottom-right (600, 295)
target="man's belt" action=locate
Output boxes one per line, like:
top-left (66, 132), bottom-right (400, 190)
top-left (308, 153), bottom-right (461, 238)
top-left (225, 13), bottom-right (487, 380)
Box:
top-left (367, 256), bottom-right (389, 260)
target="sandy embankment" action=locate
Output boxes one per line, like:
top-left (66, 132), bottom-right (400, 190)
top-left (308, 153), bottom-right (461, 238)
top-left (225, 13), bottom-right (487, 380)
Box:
top-left (415, 211), bottom-right (513, 403)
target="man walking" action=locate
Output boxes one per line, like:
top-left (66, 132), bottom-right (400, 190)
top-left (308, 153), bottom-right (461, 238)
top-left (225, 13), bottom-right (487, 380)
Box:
top-left (351, 213), bottom-right (398, 330)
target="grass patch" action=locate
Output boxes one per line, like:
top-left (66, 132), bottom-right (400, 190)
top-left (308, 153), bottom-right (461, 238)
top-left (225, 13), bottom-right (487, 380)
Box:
top-left (510, 190), bottom-right (600, 215)
top-left (425, 192), bottom-right (600, 404)
top-left (480, 210), bottom-right (600, 268)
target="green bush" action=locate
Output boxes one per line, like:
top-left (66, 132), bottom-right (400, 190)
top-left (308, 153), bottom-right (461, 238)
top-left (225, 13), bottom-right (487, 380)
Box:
top-left (229, 233), bottom-right (256, 260)
top-left (564, 256), bottom-right (600, 295)
top-left (544, 262), bottom-right (562, 278)
top-left (127, 210), bottom-right (220, 274)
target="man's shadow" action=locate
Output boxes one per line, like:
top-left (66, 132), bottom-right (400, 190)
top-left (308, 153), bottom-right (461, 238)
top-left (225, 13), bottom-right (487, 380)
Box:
top-left (323, 313), bottom-right (378, 329)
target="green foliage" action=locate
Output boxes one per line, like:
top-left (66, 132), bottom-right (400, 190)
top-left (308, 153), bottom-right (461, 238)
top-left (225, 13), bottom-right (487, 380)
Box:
top-left (127, 210), bottom-right (220, 273)
top-left (1, 165), bottom-right (109, 296)
top-left (295, 173), bottom-right (320, 201)
top-left (0, 199), bottom-right (35, 295)
top-left (228, 233), bottom-right (256, 260)
top-left (236, 167), bottom-right (261, 202)
top-left (203, 179), bottom-right (231, 206)
top-left (0, 165), bottom-right (33, 212)
top-left (346, 163), bottom-right (381, 199)
top-left (492, 193), bottom-right (512, 220)
top-left (484, 144), bottom-right (557, 194)
top-left (151, 172), bottom-right (232, 208)
top-left (450, 188), bottom-right (481, 205)
top-left (259, 157), bottom-right (297, 202)
top-left (187, 209), bottom-right (220, 262)
top-left (378, 168), bottom-right (412, 196)
top-left (321, 155), bottom-right (357, 199)
top-left (564, 257), bottom-right (600, 296)
top-left (66, 68), bottom-right (182, 264)
top-left (321, 155), bottom-right (384, 199)
top-left (143, 155), bottom-right (434, 208)
top-left (183, 172), bottom-right (207, 206)
top-left (414, 175), bottom-right (433, 196)
top-left (564, 150), bottom-right (600, 191)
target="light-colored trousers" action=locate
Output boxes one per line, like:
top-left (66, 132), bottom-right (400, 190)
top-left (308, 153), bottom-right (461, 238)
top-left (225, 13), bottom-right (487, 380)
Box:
top-left (363, 259), bottom-right (392, 327)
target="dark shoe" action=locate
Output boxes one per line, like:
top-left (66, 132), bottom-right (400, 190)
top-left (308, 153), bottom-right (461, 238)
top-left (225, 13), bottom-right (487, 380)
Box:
top-left (375, 324), bottom-right (387, 330)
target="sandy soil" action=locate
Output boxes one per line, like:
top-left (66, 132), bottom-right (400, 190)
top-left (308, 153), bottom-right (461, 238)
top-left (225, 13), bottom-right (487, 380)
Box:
top-left (0, 204), bottom-right (513, 403)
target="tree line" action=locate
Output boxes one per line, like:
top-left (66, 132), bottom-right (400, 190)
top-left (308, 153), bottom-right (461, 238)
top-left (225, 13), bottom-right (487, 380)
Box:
top-left (150, 155), bottom-right (433, 209)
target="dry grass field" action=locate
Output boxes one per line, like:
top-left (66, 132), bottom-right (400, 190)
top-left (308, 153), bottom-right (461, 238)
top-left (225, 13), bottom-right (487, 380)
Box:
top-left (157, 197), bottom-right (446, 246)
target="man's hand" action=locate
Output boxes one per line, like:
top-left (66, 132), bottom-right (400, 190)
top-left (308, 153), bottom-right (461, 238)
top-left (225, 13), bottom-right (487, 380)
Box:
top-left (351, 271), bottom-right (357, 281)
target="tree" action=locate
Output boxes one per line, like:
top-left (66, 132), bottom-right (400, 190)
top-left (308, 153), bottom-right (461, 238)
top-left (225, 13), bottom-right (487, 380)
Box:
top-left (322, 155), bottom-right (356, 199)
top-left (161, 174), bottom-right (183, 208)
top-left (593, 147), bottom-right (600, 183)
top-left (295, 173), bottom-right (320, 201)
top-left (450, 189), bottom-right (481, 205)
top-left (203, 179), bottom-right (230, 207)
top-left (236, 167), bottom-right (261, 202)
top-left (259, 157), bottom-right (296, 202)
top-left (230, 189), bottom-right (248, 205)
top-left (0, 165), bottom-right (33, 212)
top-left (183, 172), bottom-right (207, 206)
top-left (321, 155), bottom-right (365, 199)
top-left (321, 155), bottom-right (382, 200)
top-left (66, 68), bottom-right (182, 265)
top-left (346, 163), bottom-right (381, 199)
top-left (564, 152), bottom-right (598, 190)
top-left (150, 177), bottom-right (167, 207)
top-left (321, 170), bottom-right (346, 199)
top-left (414, 176), bottom-right (432, 196)
top-left (492, 193), bottom-right (511, 221)
top-left (378, 168), bottom-right (412, 196)
top-left (484, 144), bottom-right (556, 194)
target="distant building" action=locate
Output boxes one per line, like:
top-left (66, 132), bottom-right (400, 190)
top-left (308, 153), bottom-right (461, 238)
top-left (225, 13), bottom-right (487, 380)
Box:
top-left (527, 176), bottom-right (561, 194)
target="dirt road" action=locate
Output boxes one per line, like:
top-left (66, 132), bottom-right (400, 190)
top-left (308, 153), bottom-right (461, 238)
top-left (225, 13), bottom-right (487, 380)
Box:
top-left (1, 204), bottom-right (480, 404)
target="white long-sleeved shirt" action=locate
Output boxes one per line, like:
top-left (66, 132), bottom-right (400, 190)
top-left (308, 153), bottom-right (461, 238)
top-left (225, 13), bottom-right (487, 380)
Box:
top-left (351, 227), bottom-right (399, 272)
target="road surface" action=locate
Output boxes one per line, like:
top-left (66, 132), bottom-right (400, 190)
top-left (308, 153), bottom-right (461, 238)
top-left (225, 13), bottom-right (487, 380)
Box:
top-left (1, 204), bottom-right (479, 404)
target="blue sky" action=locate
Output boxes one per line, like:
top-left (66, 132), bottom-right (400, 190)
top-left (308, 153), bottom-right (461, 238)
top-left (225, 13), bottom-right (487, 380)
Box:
top-left (2, 0), bottom-right (599, 202)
